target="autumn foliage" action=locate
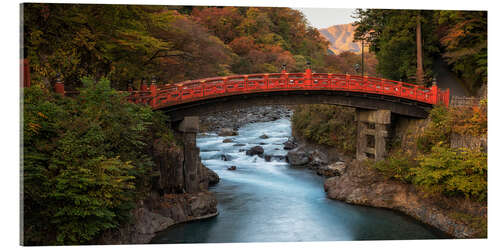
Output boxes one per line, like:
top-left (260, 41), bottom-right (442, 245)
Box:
top-left (23, 4), bottom-right (330, 90)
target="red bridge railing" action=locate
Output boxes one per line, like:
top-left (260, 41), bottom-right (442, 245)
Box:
top-left (53, 69), bottom-right (450, 109)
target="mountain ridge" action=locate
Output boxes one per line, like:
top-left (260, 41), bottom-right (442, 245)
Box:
top-left (319, 23), bottom-right (361, 55)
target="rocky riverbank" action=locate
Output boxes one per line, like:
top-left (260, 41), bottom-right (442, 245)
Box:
top-left (98, 132), bottom-right (221, 244)
top-left (284, 131), bottom-right (352, 178)
top-left (288, 133), bottom-right (486, 239)
top-left (98, 163), bottom-right (220, 244)
top-left (98, 186), bottom-right (218, 244)
top-left (323, 160), bottom-right (486, 238)
top-left (199, 105), bottom-right (293, 132)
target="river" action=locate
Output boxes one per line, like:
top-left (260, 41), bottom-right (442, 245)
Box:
top-left (151, 118), bottom-right (448, 243)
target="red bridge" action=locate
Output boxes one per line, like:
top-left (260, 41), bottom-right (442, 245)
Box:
top-left (50, 68), bottom-right (450, 160)
top-left (53, 68), bottom-right (449, 119)
top-left (122, 69), bottom-right (449, 110)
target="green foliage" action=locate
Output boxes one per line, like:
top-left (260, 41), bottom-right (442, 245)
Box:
top-left (372, 151), bottom-right (417, 183)
top-left (417, 103), bottom-right (487, 153)
top-left (416, 105), bottom-right (452, 153)
top-left (23, 78), bottom-right (173, 245)
top-left (23, 4), bottom-right (233, 89)
top-left (23, 4), bottom-right (331, 89)
top-left (292, 104), bottom-right (356, 155)
top-left (353, 9), bottom-right (487, 91)
top-left (369, 105), bottom-right (487, 203)
top-left (413, 144), bottom-right (487, 201)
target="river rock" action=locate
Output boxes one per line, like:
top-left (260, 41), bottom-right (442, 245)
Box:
top-left (286, 147), bottom-right (311, 166)
top-left (220, 154), bottom-right (233, 161)
top-left (317, 162), bottom-right (347, 177)
top-left (227, 166), bottom-right (237, 170)
top-left (218, 128), bottom-right (238, 136)
top-left (205, 167), bottom-right (220, 186)
top-left (309, 150), bottom-right (328, 167)
top-left (283, 138), bottom-right (298, 150)
top-left (246, 146), bottom-right (264, 156)
top-left (187, 192), bottom-right (218, 218)
top-left (222, 138), bottom-right (234, 143)
top-left (259, 134), bottom-right (270, 139)
top-left (264, 154), bottom-right (272, 162)
top-left (233, 143), bottom-right (246, 147)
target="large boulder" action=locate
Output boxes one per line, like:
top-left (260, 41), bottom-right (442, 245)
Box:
top-left (317, 162), bottom-right (347, 177)
top-left (217, 128), bottom-right (238, 136)
top-left (246, 146), bottom-right (264, 156)
top-left (187, 192), bottom-right (218, 218)
top-left (204, 166), bottom-right (220, 186)
top-left (309, 150), bottom-right (328, 167)
top-left (286, 147), bottom-right (311, 166)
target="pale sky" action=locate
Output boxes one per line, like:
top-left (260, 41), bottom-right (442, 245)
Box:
top-left (295, 8), bottom-right (357, 29)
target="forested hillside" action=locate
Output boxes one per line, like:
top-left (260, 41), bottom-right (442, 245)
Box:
top-left (23, 4), bottom-right (331, 90)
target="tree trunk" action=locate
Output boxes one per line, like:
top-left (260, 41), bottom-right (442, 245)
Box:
top-left (416, 14), bottom-right (424, 85)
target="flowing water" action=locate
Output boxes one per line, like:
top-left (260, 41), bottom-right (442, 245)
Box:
top-left (151, 118), bottom-right (449, 243)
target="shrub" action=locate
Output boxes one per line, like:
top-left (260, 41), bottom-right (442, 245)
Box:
top-left (292, 104), bottom-right (356, 155)
top-left (413, 144), bottom-right (487, 201)
top-left (372, 104), bottom-right (487, 202)
top-left (23, 78), bottom-right (172, 245)
top-left (416, 105), bottom-right (451, 153)
top-left (371, 151), bottom-right (417, 183)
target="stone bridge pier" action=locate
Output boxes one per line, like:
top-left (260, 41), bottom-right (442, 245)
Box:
top-left (356, 109), bottom-right (392, 161)
top-left (175, 116), bottom-right (205, 193)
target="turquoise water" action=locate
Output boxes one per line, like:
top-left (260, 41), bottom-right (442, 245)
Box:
top-left (151, 118), bottom-right (449, 243)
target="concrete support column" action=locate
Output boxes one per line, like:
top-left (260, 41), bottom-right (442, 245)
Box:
top-left (356, 109), bottom-right (391, 161)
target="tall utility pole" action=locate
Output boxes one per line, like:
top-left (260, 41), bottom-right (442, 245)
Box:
top-left (416, 14), bottom-right (424, 85)
top-left (361, 39), bottom-right (364, 76)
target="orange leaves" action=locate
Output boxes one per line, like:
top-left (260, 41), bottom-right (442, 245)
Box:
top-left (28, 122), bottom-right (42, 134)
top-left (37, 112), bottom-right (48, 119)
top-left (229, 36), bottom-right (256, 55)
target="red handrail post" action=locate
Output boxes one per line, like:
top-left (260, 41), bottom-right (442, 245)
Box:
top-left (223, 77), bottom-right (228, 93)
top-left (201, 80), bottom-right (206, 97)
top-left (244, 75), bottom-right (248, 92)
top-left (281, 69), bottom-right (287, 89)
top-left (305, 68), bottom-right (312, 86)
top-left (150, 83), bottom-right (157, 107)
top-left (430, 84), bottom-right (438, 105)
top-left (328, 73), bottom-right (332, 89)
top-left (264, 74), bottom-right (269, 89)
top-left (346, 74), bottom-right (350, 89)
top-left (445, 89), bottom-right (450, 107)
